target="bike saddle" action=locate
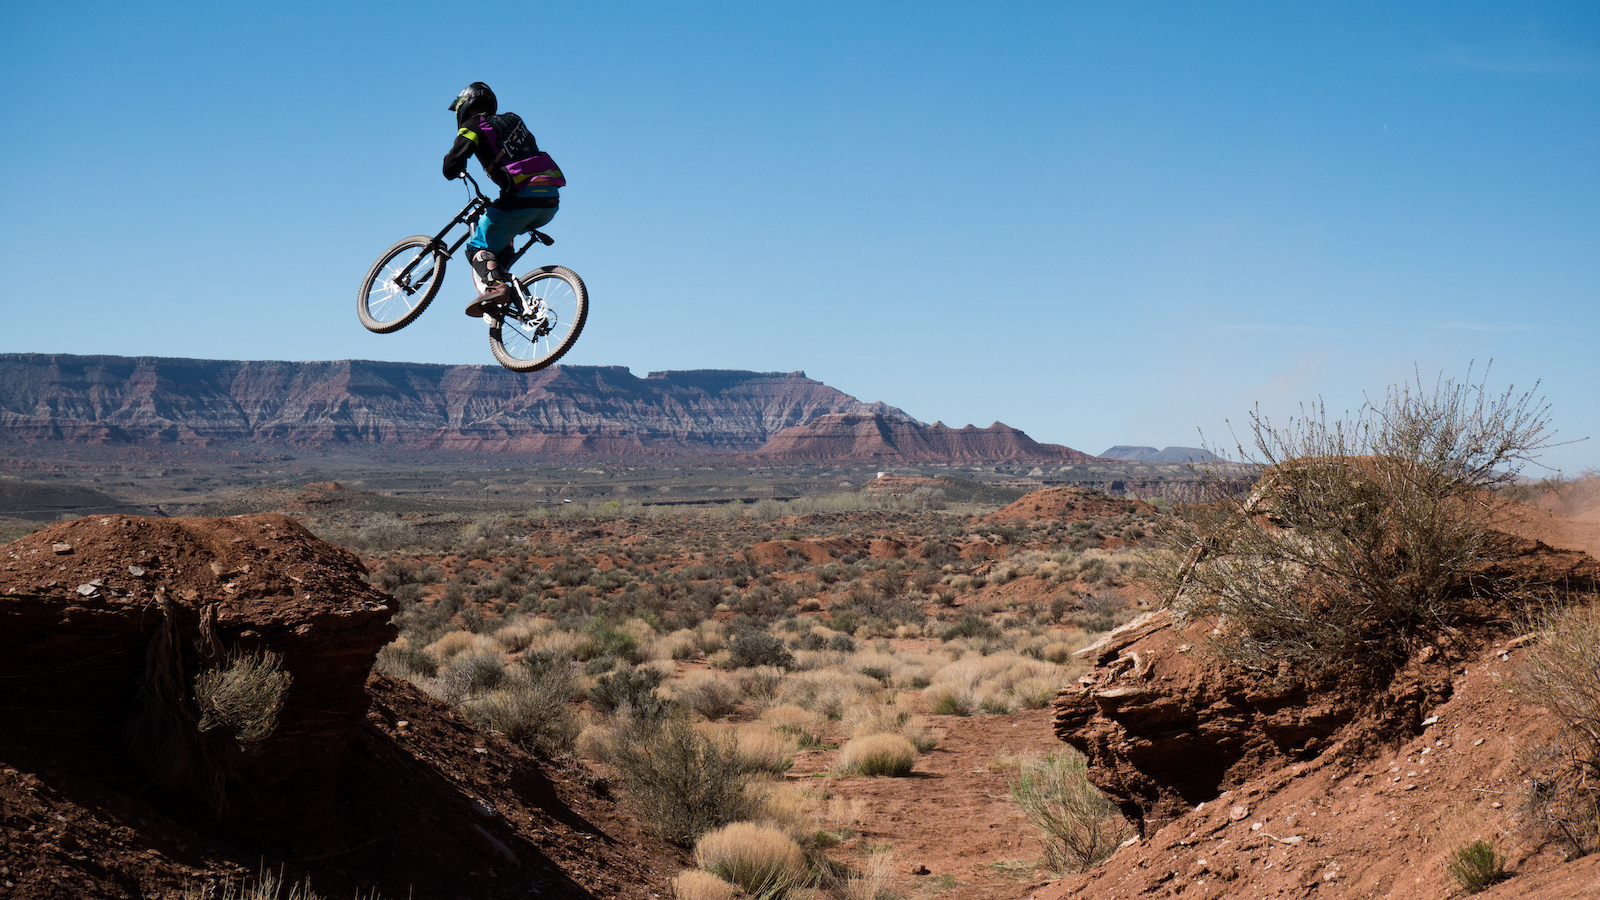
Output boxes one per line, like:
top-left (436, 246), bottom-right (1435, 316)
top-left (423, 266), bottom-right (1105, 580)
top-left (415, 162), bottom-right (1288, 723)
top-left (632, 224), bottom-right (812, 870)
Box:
top-left (529, 229), bottom-right (555, 246)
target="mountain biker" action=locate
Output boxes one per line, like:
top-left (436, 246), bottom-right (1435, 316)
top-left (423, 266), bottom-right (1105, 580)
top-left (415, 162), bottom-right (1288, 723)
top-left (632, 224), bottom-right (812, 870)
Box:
top-left (443, 81), bottom-right (566, 317)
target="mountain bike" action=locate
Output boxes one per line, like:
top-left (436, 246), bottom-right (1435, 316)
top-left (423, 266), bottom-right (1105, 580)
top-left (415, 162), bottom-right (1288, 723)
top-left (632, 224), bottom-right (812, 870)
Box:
top-left (356, 172), bottom-right (588, 373)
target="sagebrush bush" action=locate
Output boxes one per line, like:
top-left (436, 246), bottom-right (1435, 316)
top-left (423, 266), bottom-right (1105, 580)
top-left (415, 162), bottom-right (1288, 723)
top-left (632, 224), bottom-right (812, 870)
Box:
top-left (591, 665), bottom-right (670, 718)
top-left (1009, 751), bottom-right (1129, 872)
top-left (723, 629), bottom-right (795, 670)
top-left (193, 648), bottom-right (291, 743)
top-left (840, 733), bottom-right (916, 777)
top-left (693, 822), bottom-right (807, 896)
top-left (462, 666), bottom-right (579, 757)
top-left (672, 671), bottom-right (744, 720)
top-left (610, 717), bottom-right (756, 845)
top-left (1167, 369), bottom-right (1557, 675)
top-left (1445, 839), bottom-right (1507, 893)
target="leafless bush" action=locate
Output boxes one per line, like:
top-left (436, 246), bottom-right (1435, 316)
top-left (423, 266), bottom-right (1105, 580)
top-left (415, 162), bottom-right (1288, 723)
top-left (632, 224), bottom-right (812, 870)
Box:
top-left (1166, 368), bottom-right (1559, 674)
top-left (1517, 602), bottom-right (1600, 856)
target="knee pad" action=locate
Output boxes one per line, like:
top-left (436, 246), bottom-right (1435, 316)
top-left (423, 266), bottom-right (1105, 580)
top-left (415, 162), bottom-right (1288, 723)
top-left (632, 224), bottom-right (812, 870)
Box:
top-left (469, 248), bottom-right (502, 283)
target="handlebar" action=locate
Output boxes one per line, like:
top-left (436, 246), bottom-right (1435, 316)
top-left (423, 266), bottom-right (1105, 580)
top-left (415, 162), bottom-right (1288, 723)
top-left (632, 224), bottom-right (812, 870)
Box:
top-left (458, 170), bottom-right (489, 201)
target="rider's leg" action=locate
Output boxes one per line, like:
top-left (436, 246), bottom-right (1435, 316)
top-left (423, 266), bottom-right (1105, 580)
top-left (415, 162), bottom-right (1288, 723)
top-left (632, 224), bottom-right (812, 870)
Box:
top-left (463, 204), bottom-right (559, 317)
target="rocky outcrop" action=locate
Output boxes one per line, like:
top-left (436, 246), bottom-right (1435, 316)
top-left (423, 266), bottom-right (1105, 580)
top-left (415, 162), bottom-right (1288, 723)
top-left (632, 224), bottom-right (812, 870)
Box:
top-left (0, 354), bottom-right (907, 454)
top-left (1052, 533), bottom-right (1600, 833)
top-left (753, 413), bottom-right (1101, 463)
top-left (0, 513), bottom-right (394, 845)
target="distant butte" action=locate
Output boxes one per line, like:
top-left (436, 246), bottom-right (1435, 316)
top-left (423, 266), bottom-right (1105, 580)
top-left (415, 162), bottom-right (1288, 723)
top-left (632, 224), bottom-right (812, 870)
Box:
top-left (753, 413), bottom-right (1102, 463)
top-left (0, 353), bottom-right (1100, 464)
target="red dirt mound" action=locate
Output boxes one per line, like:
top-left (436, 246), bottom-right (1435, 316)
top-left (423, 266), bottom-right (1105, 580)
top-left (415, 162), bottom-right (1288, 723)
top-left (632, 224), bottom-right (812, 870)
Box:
top-left (0, 514), bottom-right (679, 898)
top-left (0, 513), bottom-right (395, 844)
top-left (986, 486), bottom-right (1154, 523)
top-left (1040, 515), bottom-right (1600, 900)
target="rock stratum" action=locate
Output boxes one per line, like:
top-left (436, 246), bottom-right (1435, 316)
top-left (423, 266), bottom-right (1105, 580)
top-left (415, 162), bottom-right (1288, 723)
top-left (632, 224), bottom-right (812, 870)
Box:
top-left (0, 354), bottom-right (906, 455)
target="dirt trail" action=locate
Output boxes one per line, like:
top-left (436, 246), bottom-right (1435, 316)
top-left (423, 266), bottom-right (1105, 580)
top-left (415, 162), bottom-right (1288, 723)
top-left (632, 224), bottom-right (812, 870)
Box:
top-left (790, 709), bottom-right (1061, 900)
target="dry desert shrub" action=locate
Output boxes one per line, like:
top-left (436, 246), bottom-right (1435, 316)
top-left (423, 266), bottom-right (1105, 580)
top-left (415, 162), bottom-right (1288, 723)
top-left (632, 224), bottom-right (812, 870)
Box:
top-left (492, 617), bottom-right (552, 652)
top-left (656, 628), bottom-right (702, 661)
top-left (780, 670), bottom-right (881, 720)
top-left (610, 717), bottom-right (756, 845)
top-left (1009, 750), bottom-right (1130, 872)
top-left (733, 723), bottom-right (798, 775)
top-left (425, 629), bottom-right (490, 661)
top-left (672, 869), bottom-right (739, 900)
top-left (839, 733), bottom-right (917, 777)
top-left (1516, 602), bottom-right (1600, 855)
top-left (192, 649), bottom-right (291, 744)
top-left (1167, 369), bottom-right (1558, 676)
top-left (671, 670), bottom-right (744, 721)
top-left (461, 665), bottom-right (579, 757)
top-left (693, 822), bottom-right (807, 896)
top-left (843, 703), bottom-right (938, 752)
top-left (761, 703), bottom-right (825, 748)
top-left (841, 848), bottom-right (897, 900)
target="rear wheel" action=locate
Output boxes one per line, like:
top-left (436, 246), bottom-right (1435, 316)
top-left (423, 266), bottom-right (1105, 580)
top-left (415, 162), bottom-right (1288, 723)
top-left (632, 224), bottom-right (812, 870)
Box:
top-left (358, 236), bottom-right (447, 333)
top-left (488, 265), bottom-right (588, 372)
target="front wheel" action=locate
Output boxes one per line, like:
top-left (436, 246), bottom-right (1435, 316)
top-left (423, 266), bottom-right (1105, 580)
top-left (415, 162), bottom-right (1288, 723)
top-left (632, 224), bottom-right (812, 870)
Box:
top-left (357, 236), bottom-right (447, 333)
top-left (488, 265), bottom-right (588, 372)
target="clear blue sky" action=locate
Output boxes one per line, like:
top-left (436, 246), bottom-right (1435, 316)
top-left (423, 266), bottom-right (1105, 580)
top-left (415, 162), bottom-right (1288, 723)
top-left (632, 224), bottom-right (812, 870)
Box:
top-left (3, 2), bottom-right (1596, 472)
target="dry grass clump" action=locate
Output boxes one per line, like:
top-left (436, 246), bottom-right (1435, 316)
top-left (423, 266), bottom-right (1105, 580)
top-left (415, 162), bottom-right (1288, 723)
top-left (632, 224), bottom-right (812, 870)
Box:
top-left (839, 733), bottom-right (917, 777)
top-left (841, 848), bottom-right (897, 900)
top-left (780, 670), bottom-right (881, 720)
top-left (756, 781), bottom-right (824, 842)
top-left (733, 723), bottom-right (798, 774)
top-left (734, 665), bottom-right (787, 708)
top-left (671, 670), bottom-right (745, 721)
top-left (923, 652), bottom-right (1066, 716)
top-left (425, 629), bottom-right (492, 661)
top-left (693, 822), bottom-right (807, 896)
top-left (761, 704), bottom-right (825, 748)
top-left (491, 617), bottom-right (552, 652)
top-left (193, 649), bottom-right (291, 743)
top-left (672, 869), bottom-right (739, 900)
top-left (843, 703), bottom-right (939, 752)
top-left (656, 628), bottom-right (702, 661)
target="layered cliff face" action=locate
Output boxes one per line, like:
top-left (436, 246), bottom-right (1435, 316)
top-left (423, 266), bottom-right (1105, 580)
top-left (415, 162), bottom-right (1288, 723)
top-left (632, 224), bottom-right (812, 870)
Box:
top-left (753, 413), bottom-right (1102, 463)
top-left (0, 354), bottom-right (907, 454)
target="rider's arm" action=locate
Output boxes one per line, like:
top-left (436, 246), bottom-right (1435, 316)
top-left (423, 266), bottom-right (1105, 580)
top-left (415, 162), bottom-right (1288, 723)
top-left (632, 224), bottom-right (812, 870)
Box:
top-left (442, 129), bottom-right (478, 180)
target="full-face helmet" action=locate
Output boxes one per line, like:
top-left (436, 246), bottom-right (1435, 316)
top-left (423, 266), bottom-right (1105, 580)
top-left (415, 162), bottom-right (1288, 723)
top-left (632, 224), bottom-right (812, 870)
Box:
top-left (448, 82), bottom-right (497, 128)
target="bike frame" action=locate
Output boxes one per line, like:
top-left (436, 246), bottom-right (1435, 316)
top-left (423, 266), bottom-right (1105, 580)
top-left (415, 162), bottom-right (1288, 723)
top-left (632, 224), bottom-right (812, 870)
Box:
top-left (391, 172), bottom-right (548, 287)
